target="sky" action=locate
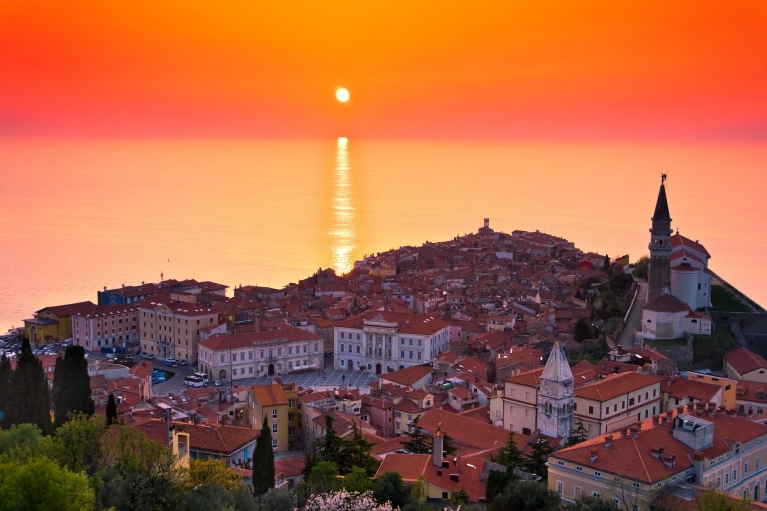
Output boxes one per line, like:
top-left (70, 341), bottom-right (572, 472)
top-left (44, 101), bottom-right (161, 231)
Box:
top-left (2, 0), bottom-right (767, 140)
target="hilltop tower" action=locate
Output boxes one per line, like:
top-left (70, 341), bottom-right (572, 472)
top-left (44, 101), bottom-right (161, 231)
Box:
top-left (648, 176), bottom-right (673, 302)
top-left (538, 341), bottom-right (574, 438)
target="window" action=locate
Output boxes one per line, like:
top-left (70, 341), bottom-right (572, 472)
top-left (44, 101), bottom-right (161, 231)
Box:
top-left (632, 482), bottom-right (640, 488)
top-left (592, 492), bottom-right (601, 498)
top-left (594, 471), bottom-right (601, 477)
top-left (249, 352), bottom-right (253, 360)
top-left (272, 439), bottom-right (278, 449)
top-left (558, 460), bottom-right (564, 466)
top-left (272, 409), bottom-right (277, 419)
top-left (588, 406), bottom-right (594, 414)
top-left (272, 423), bottom-right (277, 433)
top-left (341, 344), bottom-right (345, 352)
top-left (745, 462), bottom-right (749, 475)
top-left (524, 409), bottom-right (530, 419)
top-left (613, 498), bottom-right (620, 509)
top-left (576, 466), bottom-right (583, 472)
top-left (509, 406), bottom-right (515, 416)
top-left (220, 355), bottom-right (225, 363)
top-left (288, 399), bottom-right (294, 408)
top-left (556, 481), bottom-right (563, 494)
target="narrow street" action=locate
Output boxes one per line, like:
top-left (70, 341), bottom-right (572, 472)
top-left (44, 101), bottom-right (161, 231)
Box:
top-left (617, 282), bottom-right (647, 349)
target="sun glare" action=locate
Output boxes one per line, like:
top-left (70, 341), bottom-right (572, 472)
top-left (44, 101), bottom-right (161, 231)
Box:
top-left (336, 88), bottom-right (350, 103)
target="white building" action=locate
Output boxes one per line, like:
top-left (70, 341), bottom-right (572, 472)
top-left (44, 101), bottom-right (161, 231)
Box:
top-left (73, 304), bottom-right (139, 352)
top-left (670, 233), bottom-right (713, 310)
top-left (333, 311), bottom-right (450, 374)
top-left (197, 324), bottom-right (324, 381)
top-left (641, 287), bottom-right (712, 340)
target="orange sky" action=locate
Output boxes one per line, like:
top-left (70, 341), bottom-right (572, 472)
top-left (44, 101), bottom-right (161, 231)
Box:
top-left (2, 0), bottom-right (766, 139)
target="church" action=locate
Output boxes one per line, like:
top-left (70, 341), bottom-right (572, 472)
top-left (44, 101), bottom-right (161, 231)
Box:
top-left (642, 176), bottom-right (713, 340)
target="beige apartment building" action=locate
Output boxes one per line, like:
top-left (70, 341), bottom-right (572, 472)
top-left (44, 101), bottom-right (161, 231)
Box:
top-left (247, 383), bottom-right (299, 452)
top-left (548, 405), bottom-right (767, 508)
top-left (197, 324), bottom-right (324, 381)
top-left (500, 365), bottom-right (663, 439)
top-left (73, 304), bottom-right (139, 351)
top-left (137, 292), bottom-right (221, 363)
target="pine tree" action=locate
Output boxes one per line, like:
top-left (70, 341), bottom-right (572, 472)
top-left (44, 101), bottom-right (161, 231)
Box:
top-left (402, 415), bottom-right (432, 454)
top-left (524, 437), bottom-right (555, 480)
top-left (346, 420), bottom-right (379, 475)
top-left (106, 393), bottom-right (118, 425)
top-left (252, 416), bottom-right (275, 496)
top-left (441, 429), bottom-right (458, 456)
top-left (6, 338), bottom-right (52, 435)
top-left (320, 415), bottom-right (351, 473)
top-left (565, 419), bottom-right (588, 447)
top-left (0, 354), bottom-right (12, 427)
top-left (52, 346), bottom-right (95, 429)
top-left (491, 431), bottom-right (525, 470)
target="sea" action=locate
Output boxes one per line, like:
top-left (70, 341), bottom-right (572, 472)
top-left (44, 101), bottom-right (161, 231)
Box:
top-left (1, 138), bottom-right (765, 331)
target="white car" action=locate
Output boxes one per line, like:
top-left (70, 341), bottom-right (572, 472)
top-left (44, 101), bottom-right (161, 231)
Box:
top-left (214, 380), bottom-right (221, 387)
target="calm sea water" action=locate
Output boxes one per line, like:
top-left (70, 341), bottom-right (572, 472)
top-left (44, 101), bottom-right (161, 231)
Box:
top-left (1, 139), bottom-right (765, 332)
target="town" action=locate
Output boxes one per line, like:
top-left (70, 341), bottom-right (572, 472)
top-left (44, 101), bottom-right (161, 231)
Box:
top-left (1, 178), bottom-right (766, 511)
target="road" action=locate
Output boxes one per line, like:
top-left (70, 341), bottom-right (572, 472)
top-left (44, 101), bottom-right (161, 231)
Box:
top-left (617, 282), bottom-right (647, 349)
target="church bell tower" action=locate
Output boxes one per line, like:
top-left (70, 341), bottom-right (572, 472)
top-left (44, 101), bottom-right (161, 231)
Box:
top-left (648, 175), bottom-right (673, 302)
top-left (538, 341), bottom-right (574, 438)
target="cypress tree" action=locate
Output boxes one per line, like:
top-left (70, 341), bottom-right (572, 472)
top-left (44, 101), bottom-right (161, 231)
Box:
top-left (0, 354), bottom-right (11, 428)
top-left (106, 393), bottom-right (118, 425)
top-left (402, 415), bottom-right (432, 454)
top-left (52, 345), bottom-right (95, 429)
top-left (252, 416), bottom-right (275, 496)
top-left (6, 338), bottom-right (52, 435)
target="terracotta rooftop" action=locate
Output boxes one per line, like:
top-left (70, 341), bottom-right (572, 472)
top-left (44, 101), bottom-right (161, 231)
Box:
top-left (724, 348), bottom-right (767, 375)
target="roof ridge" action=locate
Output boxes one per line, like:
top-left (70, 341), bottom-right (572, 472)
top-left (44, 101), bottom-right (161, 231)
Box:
top-left (631, 436), bottom-right (652, 483)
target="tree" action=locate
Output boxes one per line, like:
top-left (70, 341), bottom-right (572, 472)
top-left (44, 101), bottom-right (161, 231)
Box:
top-left (603, 255), bottom-right (610, 271)
top-left (488, 480), bottom-right (560, 511)
top-left (183, 484), bottom-right (257, 511)
top-left (570, 495), bottom-right (615, 511)
top-left (343, 466), bottom-right (375, 494)
top-left (52, 413), bottom-right (108, 477)
top-left (0, 423), bottom-right (53, 461)
top-left (524, 438), bottom-right (555, 481)
top-left (574, 319), bottom-right (593, 343)
top-left (320, 415), bottom-right (352, 474)
top-left (52, 345), bottom-right (95, 429)
top-left (186, 458), bottom-right (242, 491)
top-left (305, 489), bottom-right (395, 511)
top-left (106, 393), bottom-right (118, 425)
top-left (405, 475), bottom-right (428, 511)
top-left (256, 488), bottom-right (293, 511)
top-left (485, 470), bottom-right (512, 502)
top-left (0, 354), bottom-right (11, 427)
top-left (373, 471), bottom-right (410, 510)
top-left (402, 415), bottom-right (431, 454)
top-left (0, 457), bottom-right (96, 510)
top-left (5, 338), bottom-right (52, 435)
top-left (491, 431), bottom-right (525, 470)
top-left (565, 419), bottom-right (588, 447)
top-left (252, 416), bottom-right (275, 496)
top-left (346, 421), bottom-right (379, 476)
top-left (441, 429), bottom-right (457, 456)
top-left (633, 256), bottom-right (650, 280)
top-left (309, 461), bottom-right (341, 494)
top-left (99, 425), bottom-right (184, 511)
top-left (448, 488), bottom-right (470, 505)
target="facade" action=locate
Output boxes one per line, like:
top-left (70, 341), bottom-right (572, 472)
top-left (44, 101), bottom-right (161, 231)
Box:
top-left (197, 324), bottom-right (324, 381)
top-left (73, 304), bottom-right (139, 351)
top-left (137, 293), bottom-right (220, 363)
top-left (548, 407), bottom-right (767, 507)
top-left (24, 301), bottom-right (95, 345)
top-left (247, 383), bottom-right (299, 452)
top-left (333, 311), bottom-right (450, 374)
top-left (647, 179), bottom-right (673, 302)
top-left (538, 341), bottom-right (575, 438)
top-left (98, 283), bottom-right (163, 305)
top-left (724, 348), bottom-right (767, 382)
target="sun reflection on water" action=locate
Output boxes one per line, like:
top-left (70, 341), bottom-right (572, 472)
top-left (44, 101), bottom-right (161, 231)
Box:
top-left (331, 137), bottom-right (355, 274)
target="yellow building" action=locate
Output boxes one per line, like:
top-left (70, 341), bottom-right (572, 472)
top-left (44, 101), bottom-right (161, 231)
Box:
top-left (686, 371), bottom-right (737, 409)
top-left (369, 262), bottom-right (396, 277)
top-left (247, 383), bottom-right (298, 452)
top-left (24, 301), bottom-right (95, 345)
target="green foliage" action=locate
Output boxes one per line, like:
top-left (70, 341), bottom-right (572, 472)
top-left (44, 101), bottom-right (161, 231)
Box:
top-left (487, 480), bottom-right (560, 511)
top-left (343, 466), bottom-right (376, 494)
top-left (252, 416), bottom-right (275, 496)
top-left (710, 285), bottom-right (751, 312)
top-left (402, 415), bottom-right (432, 454)
top-left (448, 488), bottom-right (470, 505)
top-left (51, 413), bottom-right (107, 477)
top-left (0, 423), bottom-right (53, 462)
top-left (491, 431), bottom-right (525, 470)
top-left (632, 256), bottom-right (649, 280)
top-left (183, 484), bottom-right (257, 511)
top-left (187, 458), bottom-right (242, 491)
top-left (52, 345), bottom-right (96, 430)
top-left (574, 319), bottom-right (593, 343)
top-left (256, 488), bottom-right (293, 511)
top-left (0, 354), bottom-right (11, 427)
top-left (373, 471), bottom-right (410, 510)
top-left (568, 495), bottom-right (615, 511)
top-left (565, 419), bottom-right (588, 447)
top-left (0, 457), bottom-right (96, 510)
top-left (309, 461), bottom-right (341, 493)
top-left (106, 393), bottom-right (118, 425)
top-left (346, 421), bottom-right (380, 476)
top-left (404, 475), bottom-right (428, 511)
top-left (693, 321), bottom-right (737, 363)
top-left (5, 338), bottom-right (52, 435)
top-left (485, 469), bottom-right (512, 502)
top-left (320, 415), bottom-right (352, 474)
top-left (524, 438), bottom-right (555, 481)
top-left (99, 425), bottom-right (185, 511)
top-left (441, 430), bottom-right (457, 456)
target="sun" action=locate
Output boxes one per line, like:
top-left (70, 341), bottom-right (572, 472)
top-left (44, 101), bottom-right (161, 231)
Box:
top-left (336, 88), bottom-right (350, 103)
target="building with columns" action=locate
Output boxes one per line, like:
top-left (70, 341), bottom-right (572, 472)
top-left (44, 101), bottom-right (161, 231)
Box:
top-left (333, 311), bottom-right (450, 374)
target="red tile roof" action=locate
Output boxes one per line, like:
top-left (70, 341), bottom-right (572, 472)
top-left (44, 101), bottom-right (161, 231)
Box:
top-left (575, 372), bottom-right (663, 402)
top-left (199, 324), bottom-right (322, 351)
top-left (724, 348), bottom-right (767, 376)
top-left (380, 365), bottom-right (432, 388)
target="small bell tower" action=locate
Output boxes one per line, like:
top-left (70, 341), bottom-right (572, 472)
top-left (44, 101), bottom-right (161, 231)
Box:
top-left (648, 174), bottom-right (673, 302)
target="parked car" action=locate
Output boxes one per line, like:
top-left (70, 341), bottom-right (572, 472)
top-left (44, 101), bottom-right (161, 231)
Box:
top-left (213, 380), bottom-right (221, 387)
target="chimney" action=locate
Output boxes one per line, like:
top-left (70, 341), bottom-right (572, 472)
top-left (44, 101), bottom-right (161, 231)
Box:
top-left (630, 426), bottom-right (640, 438)
top-left (122, 283), bottom-right (125, 288)
top-left (620, 428), bottom-right (628, 437)
top-left (652, 415), bottom-right (660, 426)
top-left (433, 431), bottom-right (444, 468)
top-left (692, 452), bottom-right (705, 483)
top-left (662, 453), bottom-right (676, 468)
top-left (590, 449), bottom-right (598, 463)
top-left (103, 286), bottom-right (107, 291)
top-left (605, 435), bottom-right (614, 449)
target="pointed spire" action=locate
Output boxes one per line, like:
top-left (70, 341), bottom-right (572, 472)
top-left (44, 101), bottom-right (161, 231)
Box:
top-left (653, 182), bottom-right (671, 221)
top-left (540, 341), bottom-right (573, 382)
